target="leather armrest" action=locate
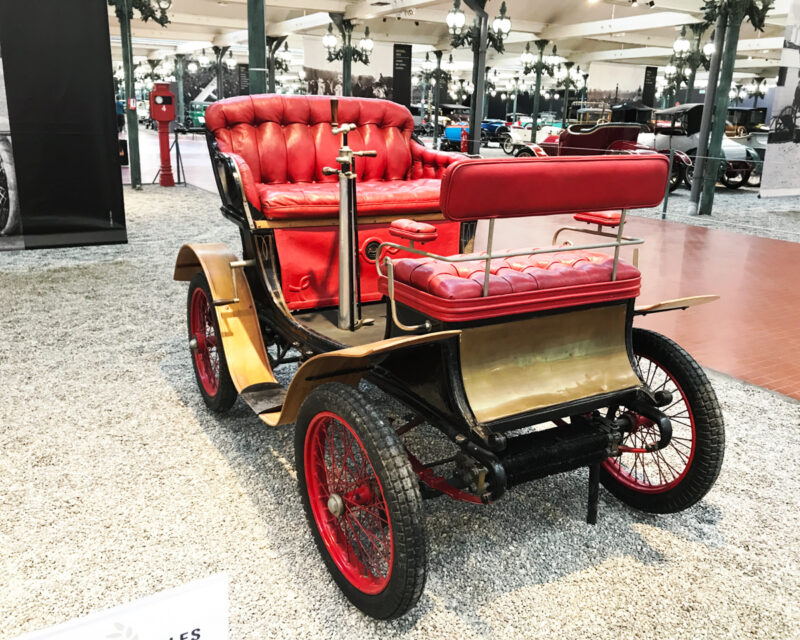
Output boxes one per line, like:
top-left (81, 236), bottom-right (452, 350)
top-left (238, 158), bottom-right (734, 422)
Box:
top-left (408, 139), bottom-right (464, 179)
top-left (389, 218), bottom-right (438, 244)
top-left (218, 151), bottom-right (260, 211)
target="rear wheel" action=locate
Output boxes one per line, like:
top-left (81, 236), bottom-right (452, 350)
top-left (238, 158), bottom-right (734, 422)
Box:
top-left (669, 160), bottom-right (685, 192)
top-left (515, 146), bottom-right (535, 157)
top-left (187, 272), bottom-right (237, 412)
top-left (601, 329), bottom-right (724, 513)
top-left (721, 169), bottom-right (748, 189)
top-left (296, 383), bottom-right (426, 619)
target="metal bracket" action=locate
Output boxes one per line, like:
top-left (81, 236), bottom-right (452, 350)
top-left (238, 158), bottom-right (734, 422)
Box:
top-left (213, 258), bottom-right (256, 307)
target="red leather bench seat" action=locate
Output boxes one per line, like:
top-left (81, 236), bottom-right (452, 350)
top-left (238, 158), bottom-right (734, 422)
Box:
top-left (378, 249), bottom-right (641, 322)
top-left (205, 95), bottom-right (463, 219)
top-left (255, 177), bottom-right (444, 218)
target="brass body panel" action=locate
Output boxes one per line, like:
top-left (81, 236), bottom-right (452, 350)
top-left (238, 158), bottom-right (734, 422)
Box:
top-left (174, 243), bottom-right (276, 393)
top-left (634, 294), bottom-right (719, 315)
top-left (259, 331), bottom-right (461, 427)
top-left (175, 243), bottom-right (461, 428)
top-left (253, 212), bottom-right (444, 230)
top-left (459, 304), bottom-right (640, 424)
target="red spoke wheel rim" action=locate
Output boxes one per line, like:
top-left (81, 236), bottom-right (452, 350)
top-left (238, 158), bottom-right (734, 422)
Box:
top-left (190, 287), bottom-right (220, 396)
top-left (603, 355), bottom-right (696, 493)
top-left (304, 411), bottom-right (394, 595)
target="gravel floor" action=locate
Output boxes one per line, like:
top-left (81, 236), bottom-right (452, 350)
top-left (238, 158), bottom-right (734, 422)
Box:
top-left (1, 186), bottom-right (799, 639)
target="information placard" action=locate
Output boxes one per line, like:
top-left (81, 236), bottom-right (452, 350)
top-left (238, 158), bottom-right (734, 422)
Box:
top-left (14, 574), bottom-right (229, 640)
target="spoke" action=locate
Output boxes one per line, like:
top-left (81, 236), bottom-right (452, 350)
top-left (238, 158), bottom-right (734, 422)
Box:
top-left (348, 510), bottom-right (391, 572)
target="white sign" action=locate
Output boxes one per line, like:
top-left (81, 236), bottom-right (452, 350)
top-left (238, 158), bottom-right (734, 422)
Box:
top-left (14, 574), bottom-right (229, 640)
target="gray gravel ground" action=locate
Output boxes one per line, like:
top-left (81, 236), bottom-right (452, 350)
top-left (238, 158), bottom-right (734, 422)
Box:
top-left (1, 185), bottom-right (799, 639)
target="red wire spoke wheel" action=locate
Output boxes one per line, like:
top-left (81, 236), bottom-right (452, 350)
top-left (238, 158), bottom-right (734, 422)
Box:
top-left (601, 329), bottom-right (725, 513)
top-left (187, 273), bottom-right (237, 412)
top-left (296, 383), bottom-right (426, 620)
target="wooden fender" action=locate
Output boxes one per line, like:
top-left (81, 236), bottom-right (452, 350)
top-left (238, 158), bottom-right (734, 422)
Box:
top-left (174, 243), bottom-right (276, 394)
top-left (634, 295), bottom-right (719, 316)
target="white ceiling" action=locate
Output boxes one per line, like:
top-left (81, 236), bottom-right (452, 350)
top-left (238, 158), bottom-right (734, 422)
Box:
top-left (108, 0), bottom-right (789, 82)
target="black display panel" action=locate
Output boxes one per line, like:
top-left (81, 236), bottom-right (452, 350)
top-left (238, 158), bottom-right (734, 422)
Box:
top-left (0, 0), bottom-right (126, 249)
top-left (392, 44), bottom-right (412, 108)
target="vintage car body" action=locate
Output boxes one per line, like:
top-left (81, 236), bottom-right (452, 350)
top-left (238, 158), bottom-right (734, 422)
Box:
top-left (638, 103), bottom-right (760, 188)
top-left (514, 122), bottom-right (690, 191)
top-left (175, 94), bottom-right (725, 621)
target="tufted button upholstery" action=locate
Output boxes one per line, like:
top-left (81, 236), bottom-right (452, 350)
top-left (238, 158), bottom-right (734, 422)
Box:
top-left (573, 211), bottom-right (622, 227)
top-left (378, 250), bottom-right (641, 322)
top-left (205, 95), bottom-right (464, 219)
top-left (389, 219), bottom-right (439, 243)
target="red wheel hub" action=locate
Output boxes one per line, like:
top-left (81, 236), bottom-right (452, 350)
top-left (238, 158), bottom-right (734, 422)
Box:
top-left (603, 356), bottom-right (697, 493)
top-left (190, 287), bottom-right (220, 396)
top-left (304, 411), bottom-right (393, 595)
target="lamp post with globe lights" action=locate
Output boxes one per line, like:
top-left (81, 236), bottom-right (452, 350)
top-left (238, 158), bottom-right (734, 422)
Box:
top-left (323, 15), bottom-right (373, 96)
top-left (554, 61), bottom-right (584, 127)
top-left (446, 0), bottom-right (512, 154)
top-left (418, 51), bottom-right (451, 144)
top-left (266, 36), bottom-right (289, 93)
top-left (521, 40), bottom-right (558, 141)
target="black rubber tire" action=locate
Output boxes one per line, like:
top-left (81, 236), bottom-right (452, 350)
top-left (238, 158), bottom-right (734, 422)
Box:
top-left (502, 135), bottom-right (515, 155)
top-left (721, 170), bottom-right (748, 189)
top-left (669, 161), bottom-right (685, 192)
top-left (747, 166), bottom-right (762, 188)
top-left (515, 147), bottom-right (534, 157)
top-left (600, 329), bottom-right (725, 514)
top-left (295, 383), bottom-right (426, 620)
top-left (187, 272), bottom-right (237, 412)
top-left (0, 157), bottom-right (8, 231)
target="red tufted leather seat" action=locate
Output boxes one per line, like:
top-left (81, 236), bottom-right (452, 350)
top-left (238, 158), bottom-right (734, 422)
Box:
top-left (379, 250), bottom-right (641, 322)
top-left (205, 95), bottom-right (463, 219)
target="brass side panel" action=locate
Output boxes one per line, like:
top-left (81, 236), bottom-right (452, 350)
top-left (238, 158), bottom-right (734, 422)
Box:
top-left (260, 331), bottom-right (461, 427)
top-left (174, 243), bottom-right (276, 394)
top-left (459, 305), bottom-right (639, 424)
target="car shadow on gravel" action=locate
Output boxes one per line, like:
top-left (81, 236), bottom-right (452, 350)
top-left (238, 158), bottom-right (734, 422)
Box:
top-left (160, 342), bottom-right (724, 636)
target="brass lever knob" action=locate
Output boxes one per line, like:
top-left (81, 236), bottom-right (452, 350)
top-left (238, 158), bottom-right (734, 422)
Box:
top-left (322, 167), bottom-right (339, 175)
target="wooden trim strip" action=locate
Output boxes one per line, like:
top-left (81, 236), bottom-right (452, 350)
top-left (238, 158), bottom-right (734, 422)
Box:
top-left (254, 212), bottom-right (445, 229)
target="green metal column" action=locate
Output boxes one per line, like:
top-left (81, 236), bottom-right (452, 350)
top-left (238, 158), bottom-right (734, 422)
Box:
top-left (530, 40), bottom-right (547, 143)
top-left (213, 46), bottom-right (230, 100)
top-left (175, 54), bottom-right (185, 124)
top-left (700, 5), bottom-right (744, 215)
top-left (342, 30), bottom-right (353, 96)
top-left (266, 36), bottom-right (287, 93)
top-left (433, 50), bottom-right (443, 145)
top-left (248, 0), bottom-right (267, 94)
top-left (118, 0), bottom-right (141, 189)
top-left (467, 13), bottom-right (488, 156)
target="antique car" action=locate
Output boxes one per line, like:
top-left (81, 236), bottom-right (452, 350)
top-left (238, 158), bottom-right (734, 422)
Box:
top-left (175, 94), bottom-right (725, 620)
top-left (638, 103), bottom-right (760, 189)
top-left (440, 118), bottom-right (510, 150)
top-left (513, 121), bottom-right (690, 192)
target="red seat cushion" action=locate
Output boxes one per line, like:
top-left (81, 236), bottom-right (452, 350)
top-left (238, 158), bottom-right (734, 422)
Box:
top-left (389, 219), bottom-right (439, 242)
top-left (573, 211), bottom-right (622, 227)
top-left (255, 178), bottom-right (443, 219)
top-left (378, 250), bottom-right (640, 322)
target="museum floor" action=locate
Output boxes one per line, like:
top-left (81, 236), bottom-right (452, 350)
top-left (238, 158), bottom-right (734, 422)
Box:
top-left (1, 180), bottom-right (799, 639)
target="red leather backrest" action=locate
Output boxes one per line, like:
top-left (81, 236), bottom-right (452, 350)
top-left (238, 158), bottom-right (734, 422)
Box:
top-left (439, 155), bottom-right (669, 221)
top-left (205, 95), bottom-right (415, 185)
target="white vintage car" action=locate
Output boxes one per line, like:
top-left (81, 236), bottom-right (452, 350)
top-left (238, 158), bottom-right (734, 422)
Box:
top-left (638, 103), bottom-right (760, 189)
top-left (502, 122), bottom-right (563, 154)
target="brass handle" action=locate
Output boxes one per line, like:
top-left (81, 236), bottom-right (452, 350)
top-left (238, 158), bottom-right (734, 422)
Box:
top-left (322, 166), bottom-right (339, 175)
top-left (353, 150), bottom-right (377, 157)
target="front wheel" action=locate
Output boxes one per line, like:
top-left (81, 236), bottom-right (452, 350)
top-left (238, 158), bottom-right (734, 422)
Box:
top-left (601, 329), bottom-right (724, 513)
top-left (669, 161), bottom-right (685, 192)
top-left (187, 272), bottom-right (237, 412)
top-left (501, 134), bottom-right (515, 155)
top-left (296, 383), bottom-right (426, 619)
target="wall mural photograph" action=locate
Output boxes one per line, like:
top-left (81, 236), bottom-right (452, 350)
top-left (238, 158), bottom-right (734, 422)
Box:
top-left (0, 43), bottom-right (21, 244)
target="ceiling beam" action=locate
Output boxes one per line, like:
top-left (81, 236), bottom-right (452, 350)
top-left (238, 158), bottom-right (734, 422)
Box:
top-left (212, 0), bottom-right (348, 9)
top-left (345, 0), bottom-right (442, 21)
top-left (541, 12), bottom-right (701, 39)
top-left (267, 11), bottom-right (331, 36)
top-left (575, 46), bottom-right (674, 62)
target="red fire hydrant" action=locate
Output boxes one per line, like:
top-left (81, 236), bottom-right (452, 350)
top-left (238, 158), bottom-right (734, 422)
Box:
top-left (460, 125), bottom-right (469, 153)
top-left (149, 82), bottom-right (176, 187)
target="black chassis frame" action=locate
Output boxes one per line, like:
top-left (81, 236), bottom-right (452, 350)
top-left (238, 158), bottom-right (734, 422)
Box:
top-left (207, 133), bottom-right (667, 504)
